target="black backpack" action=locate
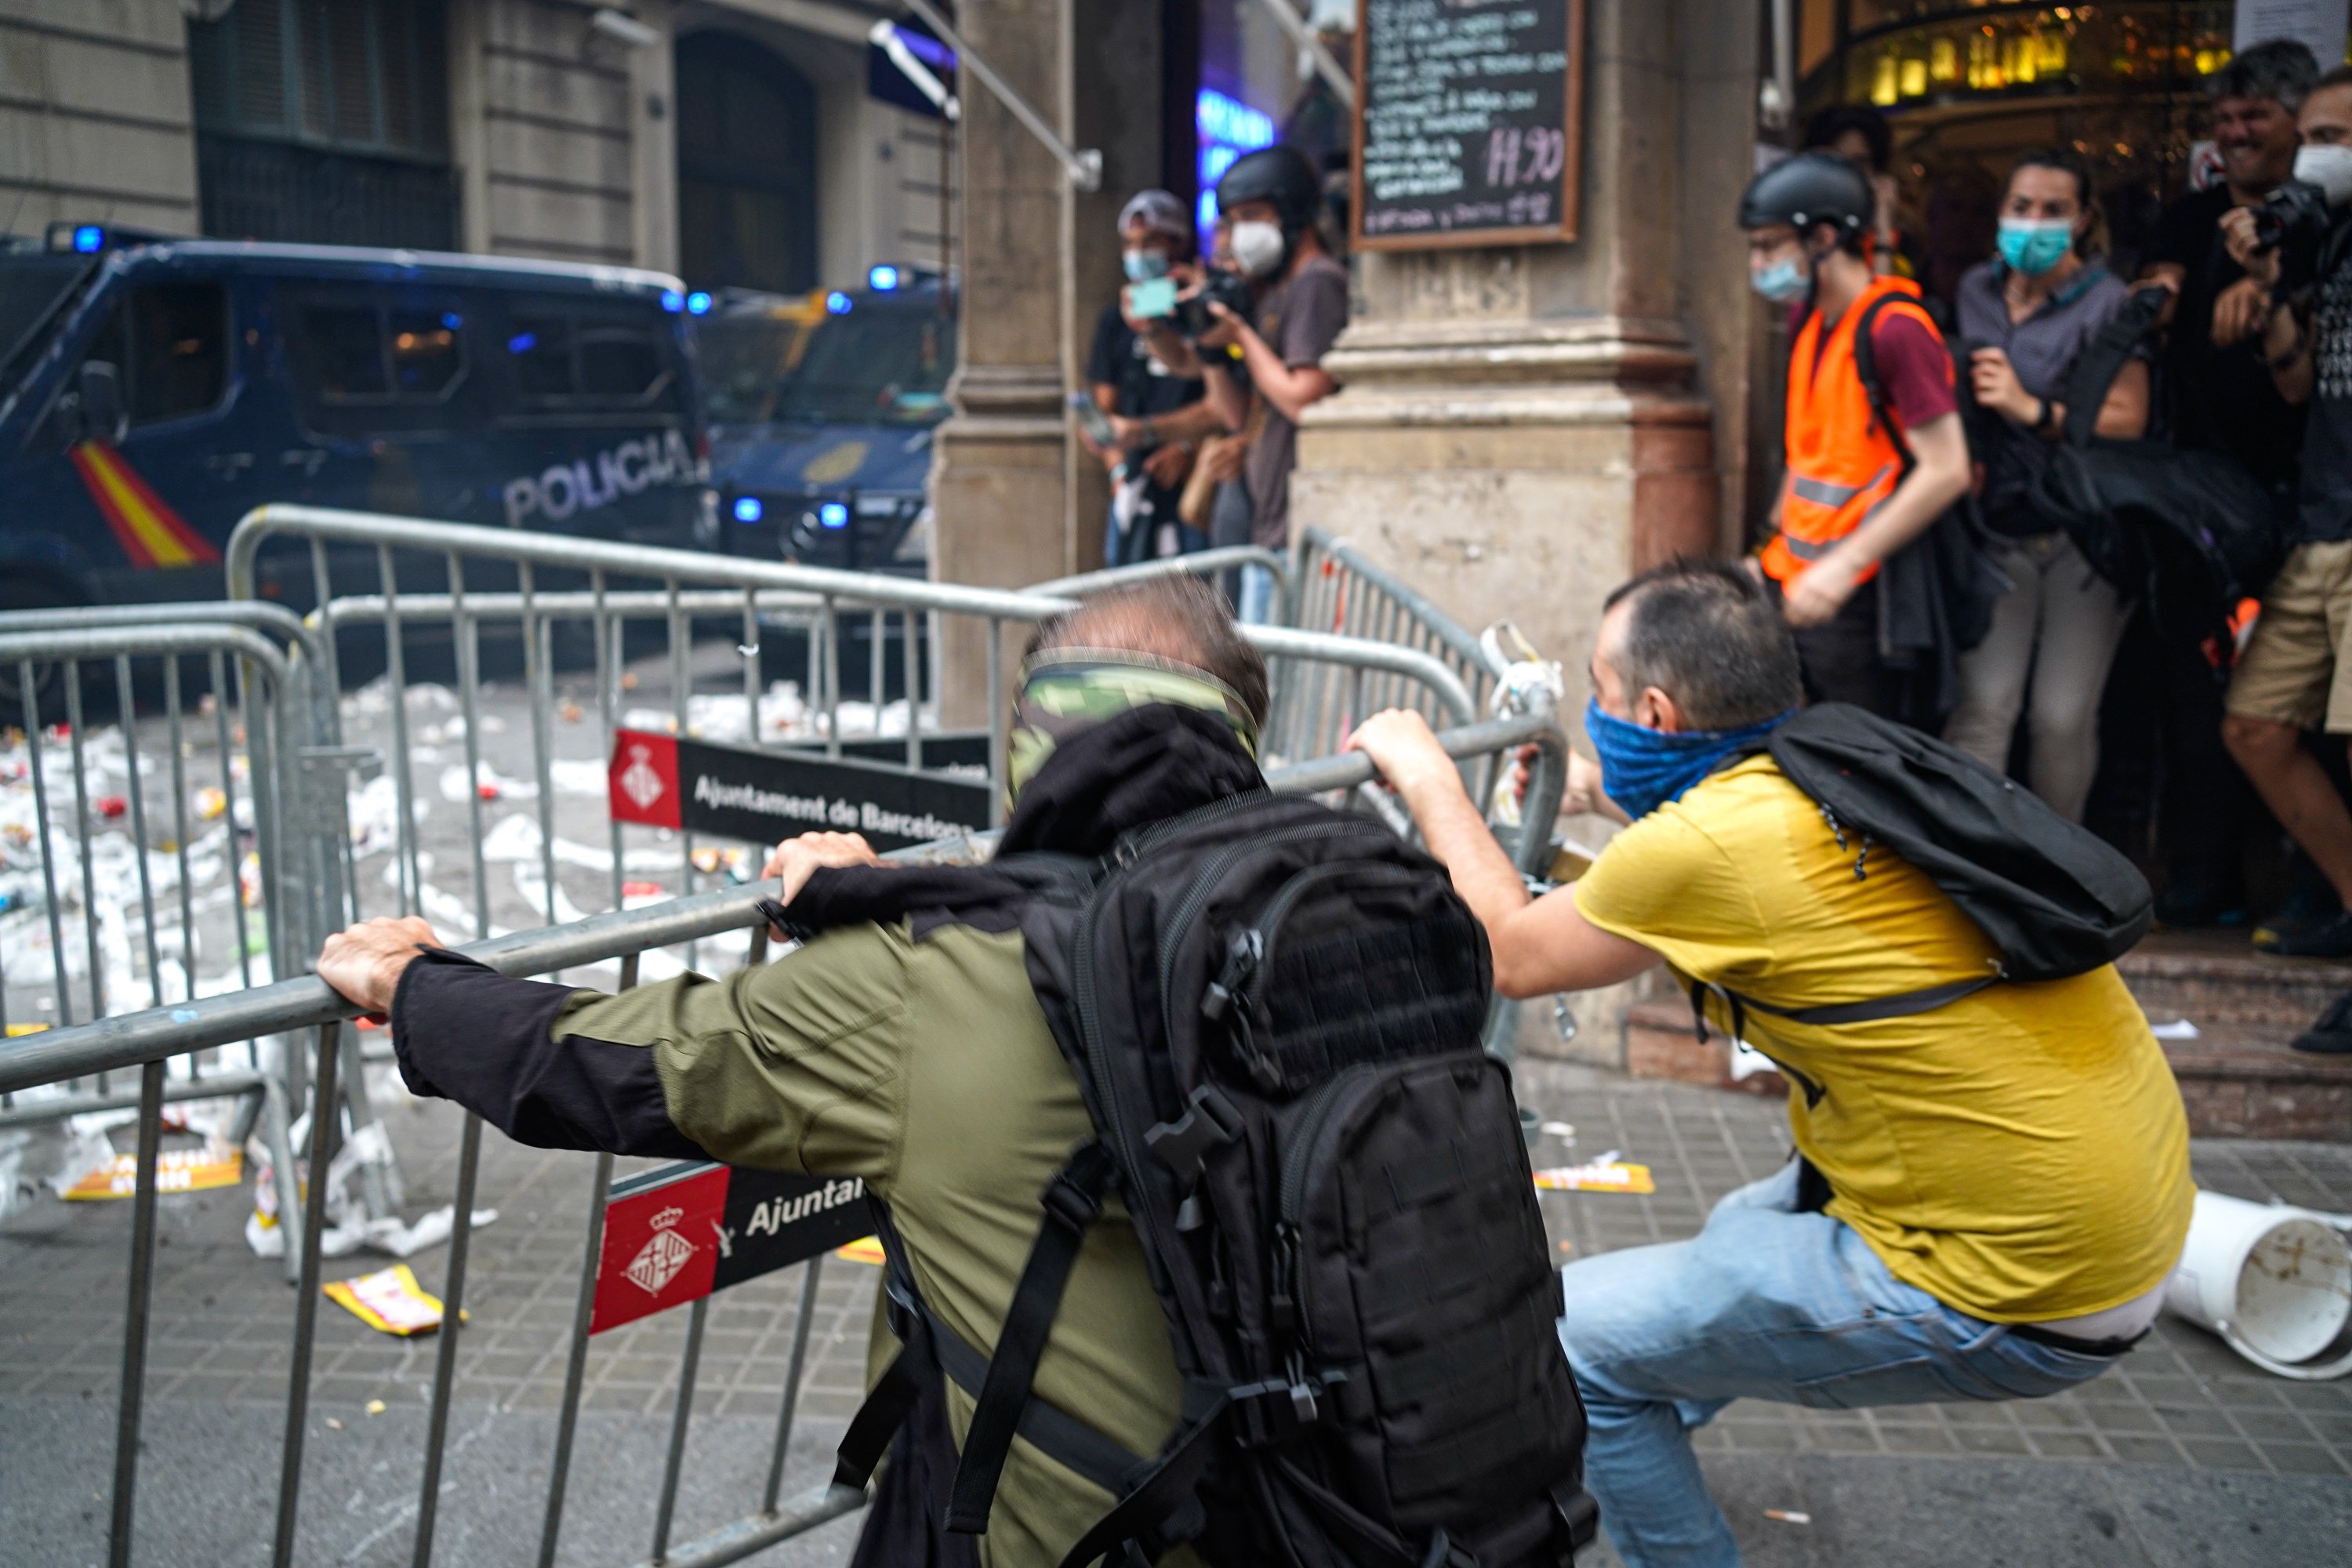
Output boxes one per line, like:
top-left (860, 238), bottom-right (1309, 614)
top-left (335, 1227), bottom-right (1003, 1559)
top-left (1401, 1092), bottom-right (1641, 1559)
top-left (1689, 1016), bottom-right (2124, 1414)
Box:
top-left (2026, 285), bottom-right (2288, 650)
top-left (1697, 704), bottom-right (2154, 1054)
top-left (1847, 292), bottom-right (2012, 724)
top-left (814, 790), bottom-right (1595, 1567)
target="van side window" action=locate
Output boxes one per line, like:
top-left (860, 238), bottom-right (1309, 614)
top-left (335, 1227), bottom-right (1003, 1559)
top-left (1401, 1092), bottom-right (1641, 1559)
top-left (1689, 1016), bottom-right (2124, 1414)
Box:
top-left (579, 326), bottom-right (661, 399)
top-left (128, 284), bottom-right (229, 423)
top-left (310, 306), bottom-right (390, 398)
top-left (390, 310), bottom-right (463, 397)
top-left (510, 314), bottom-right (575, 398)
top-left (32, 282), bottom-right (227, 448)
top-left (503, 304), bottom-right (674, 414)
top-left (287, 289), bottom-right (474, 434)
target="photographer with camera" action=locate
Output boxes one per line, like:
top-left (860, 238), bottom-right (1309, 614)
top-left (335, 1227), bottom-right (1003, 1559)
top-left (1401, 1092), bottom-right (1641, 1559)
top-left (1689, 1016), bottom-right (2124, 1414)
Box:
top-left (2215, 68), bottom-right (2352, 992)
top-left (2136, 38), bottom-right (2318, 933)
top-left (1185, 146), bottom-right (1348, 623)
top-left (1081, 191), bottom-right (1225, 567)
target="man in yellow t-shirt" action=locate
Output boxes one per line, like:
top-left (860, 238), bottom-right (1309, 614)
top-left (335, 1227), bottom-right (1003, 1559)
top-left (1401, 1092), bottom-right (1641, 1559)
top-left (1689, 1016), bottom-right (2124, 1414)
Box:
top-left (1352, 558), bottom-right (2190, 1568)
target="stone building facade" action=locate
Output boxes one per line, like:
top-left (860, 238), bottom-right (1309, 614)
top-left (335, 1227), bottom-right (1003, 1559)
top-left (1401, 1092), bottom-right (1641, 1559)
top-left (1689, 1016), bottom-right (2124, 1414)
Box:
top-left (0, 0), bottom-right (945, 297)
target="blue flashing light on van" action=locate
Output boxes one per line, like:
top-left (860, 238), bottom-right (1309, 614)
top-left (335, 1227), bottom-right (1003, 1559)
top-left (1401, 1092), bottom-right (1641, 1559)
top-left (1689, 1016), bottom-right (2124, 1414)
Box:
top-left (0, 234), bottom-right (713, 615)
top-left (868, 265), bottom-right (899, 292)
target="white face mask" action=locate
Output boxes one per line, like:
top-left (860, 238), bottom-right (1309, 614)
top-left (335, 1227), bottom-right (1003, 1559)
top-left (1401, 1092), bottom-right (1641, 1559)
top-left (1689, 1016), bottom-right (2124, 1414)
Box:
top-left (1229, 220), bottom-right (1287, 279)
top-left (2295, 143), bottom-right (2352, 209)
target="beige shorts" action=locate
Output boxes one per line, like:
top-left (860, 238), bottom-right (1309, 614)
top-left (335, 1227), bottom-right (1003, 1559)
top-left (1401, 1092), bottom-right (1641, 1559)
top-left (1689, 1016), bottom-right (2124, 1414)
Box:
top-left (2229, 539), bottom-right (2352, 733)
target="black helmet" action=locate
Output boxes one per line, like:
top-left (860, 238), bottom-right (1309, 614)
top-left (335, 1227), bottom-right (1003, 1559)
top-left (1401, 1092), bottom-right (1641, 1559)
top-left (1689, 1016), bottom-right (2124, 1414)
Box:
top-left (1215, 146), bottom-right (1322, 231)
top-left (1738, 151), bottom-right (1872, 238)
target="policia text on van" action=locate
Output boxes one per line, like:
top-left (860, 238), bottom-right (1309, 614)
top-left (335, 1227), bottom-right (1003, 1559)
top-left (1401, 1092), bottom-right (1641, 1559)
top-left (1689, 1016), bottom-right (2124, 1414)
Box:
top-left (0, 226), bottom-right (711, 614)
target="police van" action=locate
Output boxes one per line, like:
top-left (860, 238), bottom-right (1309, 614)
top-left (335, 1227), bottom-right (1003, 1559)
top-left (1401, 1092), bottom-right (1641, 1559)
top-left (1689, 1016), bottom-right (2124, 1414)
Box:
top-left (0, 224), bottom-right (713, 614)
top-left (707, 267), bottom-right (953, 578)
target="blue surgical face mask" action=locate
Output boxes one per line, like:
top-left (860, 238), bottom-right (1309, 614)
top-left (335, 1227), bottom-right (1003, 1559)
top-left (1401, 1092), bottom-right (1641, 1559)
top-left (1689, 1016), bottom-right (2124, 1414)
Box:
top-left (1997, 218), bottom-right (2074, 278)
top-left (1751, 256), bottom-right (1809, 303)
top-left (1123, 249), bottom-right (1171, 282)
top-left (1584, 697), bottom-right (1795, 819)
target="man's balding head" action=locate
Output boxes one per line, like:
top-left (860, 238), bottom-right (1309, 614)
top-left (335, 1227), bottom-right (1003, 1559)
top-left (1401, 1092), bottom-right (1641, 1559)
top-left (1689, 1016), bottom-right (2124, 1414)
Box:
top-left (1025, 575), bottom-right (1270, 724)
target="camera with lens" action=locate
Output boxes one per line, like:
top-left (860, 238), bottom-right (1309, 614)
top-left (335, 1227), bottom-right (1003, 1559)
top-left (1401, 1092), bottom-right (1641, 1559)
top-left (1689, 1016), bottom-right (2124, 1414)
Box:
top-left (1174, 269), bottom-right (1254, 342)
top-left (2251, 178), bottom-right (2339, 295)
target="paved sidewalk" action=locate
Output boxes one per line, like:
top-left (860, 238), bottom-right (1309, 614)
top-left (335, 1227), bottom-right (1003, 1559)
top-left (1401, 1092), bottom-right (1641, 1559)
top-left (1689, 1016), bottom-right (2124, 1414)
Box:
top-left (4, 1058), bottom-right (2350, 1566)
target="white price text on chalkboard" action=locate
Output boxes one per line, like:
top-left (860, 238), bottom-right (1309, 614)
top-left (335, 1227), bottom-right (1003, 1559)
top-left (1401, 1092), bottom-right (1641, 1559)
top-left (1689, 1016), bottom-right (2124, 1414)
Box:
top-left (1351, 0), bottom-right (1585, 251)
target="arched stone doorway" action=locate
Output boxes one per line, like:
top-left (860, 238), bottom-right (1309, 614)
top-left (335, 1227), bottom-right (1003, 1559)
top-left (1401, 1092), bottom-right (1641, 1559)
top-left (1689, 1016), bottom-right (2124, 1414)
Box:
top-left (674, 31), bottom-right (819, 294)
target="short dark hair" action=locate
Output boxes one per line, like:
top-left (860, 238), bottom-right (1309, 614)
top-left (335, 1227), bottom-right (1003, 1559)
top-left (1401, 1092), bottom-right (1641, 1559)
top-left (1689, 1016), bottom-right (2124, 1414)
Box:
top-left (2211, 38), bottom-right (2320, 112)
top-left (1803, 103), bottom-right (1893, 173)
top-left (1026, 574), bottom-right (1270, 724)
top-left (2320, 64), bottom-right (2352, 93)
top-left (1601, 559), bottom-right (1802, 730)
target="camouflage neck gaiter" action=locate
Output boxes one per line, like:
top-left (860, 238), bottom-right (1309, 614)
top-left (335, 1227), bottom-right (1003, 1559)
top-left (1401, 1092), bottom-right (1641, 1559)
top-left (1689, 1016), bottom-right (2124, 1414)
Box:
top-left (1007, 648), bottom-right (1262, 805)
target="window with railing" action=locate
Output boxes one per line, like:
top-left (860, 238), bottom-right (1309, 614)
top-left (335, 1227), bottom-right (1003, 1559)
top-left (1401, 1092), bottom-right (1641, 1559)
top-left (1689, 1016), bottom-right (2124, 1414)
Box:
top-left (189, 0), bottom-right (456, 248)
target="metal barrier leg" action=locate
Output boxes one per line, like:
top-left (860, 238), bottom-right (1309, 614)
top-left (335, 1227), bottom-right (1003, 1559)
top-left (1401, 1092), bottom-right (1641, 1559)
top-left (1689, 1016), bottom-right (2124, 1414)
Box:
top-left (274, 1022), bottom-right (341, 1568)
top-left (263, 1066), bottom-right (303, 1287)
top-left (107, 1058), bottom-right (166, 1568)
top-left (650, 1294), bottom-right (712, 1562)
top-left (410, 1108), bottom-right (482, 1568)
top-left (760, 1257), bottom-right (826, 1513)
top-left (535, 1149), bottom-right (615, 1568)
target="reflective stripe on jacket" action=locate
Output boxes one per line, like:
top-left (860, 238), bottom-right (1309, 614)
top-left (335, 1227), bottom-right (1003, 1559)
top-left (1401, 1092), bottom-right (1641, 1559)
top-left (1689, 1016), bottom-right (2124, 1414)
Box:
top-left (1762, 275), bottom-right (1945, 586)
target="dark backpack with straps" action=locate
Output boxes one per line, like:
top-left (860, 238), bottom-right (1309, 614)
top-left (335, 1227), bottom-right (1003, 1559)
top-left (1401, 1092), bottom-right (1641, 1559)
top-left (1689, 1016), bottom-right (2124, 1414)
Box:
top-left (811, 789), bottom-right (1595, 1567)
top-left (2025, 285), bottom-right (2288, 649)
top-left (1693, 703), bottom-right (2153, 1060)
top-left (1845, 292), bottom-right (2011, 723)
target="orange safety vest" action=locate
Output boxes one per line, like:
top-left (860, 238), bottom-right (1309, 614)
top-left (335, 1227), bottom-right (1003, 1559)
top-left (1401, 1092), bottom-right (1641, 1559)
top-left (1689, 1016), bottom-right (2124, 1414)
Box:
top-left (1761, 275), bottom-right (1947, 587)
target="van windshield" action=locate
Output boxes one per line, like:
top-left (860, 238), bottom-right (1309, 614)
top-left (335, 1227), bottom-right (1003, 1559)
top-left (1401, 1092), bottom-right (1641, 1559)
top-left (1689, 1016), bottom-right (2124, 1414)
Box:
top-left (769, 306), bottom-right (954, 427)
top-left (699, 311), bottom-right (808, 425)
top-left (0, 255), bottom-right (95, 381)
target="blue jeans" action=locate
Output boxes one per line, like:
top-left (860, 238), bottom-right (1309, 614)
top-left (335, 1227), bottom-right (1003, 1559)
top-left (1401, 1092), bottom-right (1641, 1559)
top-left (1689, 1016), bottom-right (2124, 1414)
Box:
top-left (1237, 564), bottom-right (1276, 625)
top-left (1558, 1162), bottom-right (2122, 1567)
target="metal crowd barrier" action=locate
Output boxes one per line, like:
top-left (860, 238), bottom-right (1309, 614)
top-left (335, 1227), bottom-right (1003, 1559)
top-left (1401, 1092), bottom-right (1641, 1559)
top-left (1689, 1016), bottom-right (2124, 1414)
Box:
top-left (0, 609), bottom-right (398, 1280)
top-left (0, 695), bottom-right (1565, 1568)
top-left (1282, 527), bottom-right (1509, 764)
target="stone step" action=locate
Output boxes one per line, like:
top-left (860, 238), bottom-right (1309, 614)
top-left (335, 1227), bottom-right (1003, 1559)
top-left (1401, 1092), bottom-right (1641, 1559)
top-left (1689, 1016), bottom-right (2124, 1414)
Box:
top-left (2118, 930), bottom-right (2352, 1031)
top-left (1620, 995), bottom-right (2352, 1142)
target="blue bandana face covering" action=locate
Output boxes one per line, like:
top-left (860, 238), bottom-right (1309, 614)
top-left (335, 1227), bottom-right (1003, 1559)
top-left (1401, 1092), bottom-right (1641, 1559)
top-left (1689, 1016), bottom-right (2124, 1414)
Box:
top-left (1584, 698), bottom-right (1795, 819)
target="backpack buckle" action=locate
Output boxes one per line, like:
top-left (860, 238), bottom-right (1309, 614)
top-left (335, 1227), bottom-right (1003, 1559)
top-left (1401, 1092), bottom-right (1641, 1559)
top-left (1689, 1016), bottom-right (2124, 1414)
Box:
top-left (1041, 1149), bottom-right (1110, 1231)
top-left (1143, 1085), bottom-right (1243, 1178)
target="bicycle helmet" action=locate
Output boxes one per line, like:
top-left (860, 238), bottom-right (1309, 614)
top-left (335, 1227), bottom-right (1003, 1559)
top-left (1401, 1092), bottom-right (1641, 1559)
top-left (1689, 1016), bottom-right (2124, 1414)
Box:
top-left (1738, 151), bottom-right (1872, 238)
top-left (1214, 146), bottom-right (1322, 233)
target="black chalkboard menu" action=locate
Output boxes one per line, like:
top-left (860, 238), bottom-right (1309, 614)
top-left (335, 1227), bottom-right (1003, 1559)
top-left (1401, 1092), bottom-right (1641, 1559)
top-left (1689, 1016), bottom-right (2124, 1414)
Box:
top-left (1350, 0), bottom-right (1585, 251)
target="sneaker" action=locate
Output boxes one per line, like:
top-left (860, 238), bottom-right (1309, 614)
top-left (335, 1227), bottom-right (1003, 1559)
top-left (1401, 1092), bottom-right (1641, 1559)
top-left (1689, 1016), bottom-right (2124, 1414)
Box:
top-left (2255, 908), bottom-right (2352, 959)
top-left (2291, 992), bottom-right (2352, 1054)
top-left (2249, 882), bottom-right (2342, 949)
top-left (2157, 881), bottom-right (2248, 929)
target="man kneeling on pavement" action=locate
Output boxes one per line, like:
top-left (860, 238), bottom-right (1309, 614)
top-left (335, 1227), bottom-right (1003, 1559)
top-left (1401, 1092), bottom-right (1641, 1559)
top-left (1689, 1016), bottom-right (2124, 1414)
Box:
top-left (1352, 557), bottom-right (2192, 1568)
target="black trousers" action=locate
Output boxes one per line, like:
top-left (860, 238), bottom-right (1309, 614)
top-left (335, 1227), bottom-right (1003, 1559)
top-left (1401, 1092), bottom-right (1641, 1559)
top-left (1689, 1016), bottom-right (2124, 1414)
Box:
top-left (1786, 579), bottom-right (1904, 720)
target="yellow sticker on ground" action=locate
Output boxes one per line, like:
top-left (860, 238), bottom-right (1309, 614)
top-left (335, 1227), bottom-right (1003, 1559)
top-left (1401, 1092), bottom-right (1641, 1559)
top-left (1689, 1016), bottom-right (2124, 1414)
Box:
top-left (1533, 1162), bottom-right (1656, 1196)
top-left (324, 1264), bottom-right (446, 1336)
top-left (834, 1235), bottom-right (887, 1266)
top-left (64, 1146), bottom-right (243, 1200)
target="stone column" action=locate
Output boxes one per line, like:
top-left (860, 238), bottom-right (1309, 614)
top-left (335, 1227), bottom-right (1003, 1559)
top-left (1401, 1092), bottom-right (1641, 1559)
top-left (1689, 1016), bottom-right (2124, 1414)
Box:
top-left (927, 0), bottom-right (1165, 722)
top-left (1293, 0), bottom-right (1758, 678)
